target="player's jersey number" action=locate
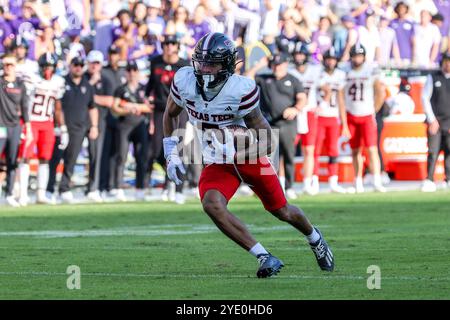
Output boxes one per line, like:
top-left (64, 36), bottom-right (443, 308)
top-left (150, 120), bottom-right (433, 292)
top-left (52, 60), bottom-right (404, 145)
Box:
top-left (348, 82), bottom-right (364, 102)
top-left (32, 93), bottom-right (56, 118)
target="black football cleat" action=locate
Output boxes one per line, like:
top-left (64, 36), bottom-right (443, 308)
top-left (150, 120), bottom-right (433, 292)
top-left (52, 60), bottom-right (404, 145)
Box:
top-left (256, 253), bottom-right (284, 278)
top-left (309, 227), bottom-right (334, 272)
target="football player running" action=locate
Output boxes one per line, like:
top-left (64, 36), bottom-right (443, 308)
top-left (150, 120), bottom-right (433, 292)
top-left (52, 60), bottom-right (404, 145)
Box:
top-left (315, 49), bottom-right (350, 193)
top-left (163, 33), bottom-right (334, 278)
top-left (343, 44), bottom-right (386, 193)
top-left (18, 53), bottom-right (66, 205)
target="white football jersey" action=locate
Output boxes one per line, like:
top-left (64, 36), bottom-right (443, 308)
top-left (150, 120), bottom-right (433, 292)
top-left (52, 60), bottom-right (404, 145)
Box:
top-left (170, 66), bottom-right (259, 164)
top-left (317, 67), bottom-right (346, 118)
top-left (343, 62), bottom-right (380, 117)
top-left (28, 74), bottom-right (66, 122)
top-left (288, 64), bottom-right (321, 111)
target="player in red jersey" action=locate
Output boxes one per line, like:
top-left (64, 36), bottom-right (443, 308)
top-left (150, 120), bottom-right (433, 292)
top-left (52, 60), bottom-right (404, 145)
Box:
top-left (314, 49), bottom-right (351, 193)
top-left (343, 44), bottom-right (386, 193)
top-left (163, 33), bottom-right (334, 278)
top-left (17, 53), bottom-right (66, 206)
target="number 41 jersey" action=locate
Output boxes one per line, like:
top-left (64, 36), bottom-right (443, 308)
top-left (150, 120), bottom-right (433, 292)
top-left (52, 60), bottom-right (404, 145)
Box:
top-left (343, 63), bottom-right (381, 117)
top-left (28, 74), bottom-right (66, 123)
top-left (170, 66), bottom-right (260, 164)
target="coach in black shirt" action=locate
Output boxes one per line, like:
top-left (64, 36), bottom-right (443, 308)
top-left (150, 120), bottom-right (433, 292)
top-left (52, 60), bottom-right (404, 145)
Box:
top-left (256, 52), bottom-right (306, 198)
top-left (0, 54), bottom-right (32, 206)
top-left (111, 60), bottom-right (153, 201)
top-left (145, 34), bottom-right (190, 201)
top-left (84, 50), bottom-right (115, 201)
top-left (58, 57), bottom-right (99, 202)
top-left (99, 45), bottom-right (127, 195)
top-left (422, 53), bottom-right (450, 191)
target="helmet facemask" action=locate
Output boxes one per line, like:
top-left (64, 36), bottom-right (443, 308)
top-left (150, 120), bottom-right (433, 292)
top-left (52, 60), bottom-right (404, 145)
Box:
top-left (192, 55), bottom-right (232, 92)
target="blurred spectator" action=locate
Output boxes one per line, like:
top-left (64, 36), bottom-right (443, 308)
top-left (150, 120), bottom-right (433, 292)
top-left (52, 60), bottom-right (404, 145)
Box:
top-left (390, 1), bottom-right (414, 64)
top-left (433, 0), bottom-right (450, 40)
top-left (130, 22), bottom-right (156, 69)
top-left (64, 0), bottom-right (91, 37)
top-left (132, 1), bottom-right (149, 25)
top-left (275, 9), bottom-right (308, 55)
top-left (0, 6), bottom-right (13, 54)
top-left (146, 0), bottom-right (165, 56)
top-left (34, 23), bottom-right (63, 60)
top-left (93, 0), bottom-right (123, 57)
top-left (113, 9), bottom-right (137, 61)
top-left (378, 14), bottom-right (401, 67)
top-left (165, 5), bottom-right (194, 59)
top-left (187, 4), bottom-right (211, 55)
top-left (222, 0), bottom-right (261, 44)
top-left (8, 1), bottom-right (43, 60)
top-left (431, 13), bottom-right (448, 58)
top-left (260, 0), bottom-right (282, 52)
top-left (311, 16), bottom-right (333, 63)
top-left (329, 0), bottom-right (353, 19)
top-left (339, 15), bottom-right (358, 62)
top-left (357, 10), bottom-right (381, 64)
top-left (350, 0), bottom-right (372, 26)
top-left (63, 28), bottom-right (86, 66)
top-left (411, 0), bottom-right (438, 23)
top-left (412, 10), bottom-right (441, 68)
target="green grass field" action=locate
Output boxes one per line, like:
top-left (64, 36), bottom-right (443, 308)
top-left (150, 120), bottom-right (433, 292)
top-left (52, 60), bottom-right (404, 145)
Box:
top-left (0, 191), bottom-right (449, 300)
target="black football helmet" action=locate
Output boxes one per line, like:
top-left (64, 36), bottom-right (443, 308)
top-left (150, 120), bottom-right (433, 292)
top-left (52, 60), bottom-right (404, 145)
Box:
top-left (323, 48), bottom-right (339, 71)
top-left (38, 53), bottom-right (58, 79)
top-left (292, 42), bottom-right (310, 66)
top-left (192, 32), bottom-right (237, 91)
top-left (323, 47), bottom-right (339, 60)
top-left (350, 43), bottom-right (366, 57)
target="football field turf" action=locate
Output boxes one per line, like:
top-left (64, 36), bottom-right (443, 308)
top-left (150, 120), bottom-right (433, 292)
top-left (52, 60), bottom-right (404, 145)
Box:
top-left (0, 191), bottom-right (449, 300)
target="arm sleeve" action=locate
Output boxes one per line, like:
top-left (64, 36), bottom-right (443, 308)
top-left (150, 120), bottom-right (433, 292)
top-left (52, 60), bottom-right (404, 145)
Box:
top-left (114, 86), bottom-right (124, 99)
top-left (102, 76), bottom-right (114, 97)
top-left (422, 74), bottom-right (436, 123)
top-left (293, 77), bottom-right (304, 94)
top-left (88, 86), bottom-right (96, 109)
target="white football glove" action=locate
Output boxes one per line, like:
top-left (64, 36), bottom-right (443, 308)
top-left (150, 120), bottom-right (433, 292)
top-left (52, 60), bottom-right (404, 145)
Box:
top-left (58, 126), bottom-right (69, 150)
top-left (163, 136), bottom-right (185, 185)
top-left (210, 128), bottom-right (236, 164)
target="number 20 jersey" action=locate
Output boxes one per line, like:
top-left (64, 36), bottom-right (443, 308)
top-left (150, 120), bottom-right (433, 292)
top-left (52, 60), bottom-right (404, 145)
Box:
top-left (28, 74), bottom-right (66, 123)
top-left (170, 66), bottom-right (260, 164)
top-left (343, 63), bottom-right (381, 117)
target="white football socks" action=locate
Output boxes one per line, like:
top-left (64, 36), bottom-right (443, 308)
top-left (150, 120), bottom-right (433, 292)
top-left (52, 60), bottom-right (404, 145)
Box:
top-left (249, 243), bottom-right (269, 257)
top-left (19, 163), bottom-right (30, 200)
top-left (306, 228), bottom-right (320, 244)
top-left (303, 177), bottom-right (312, 189)
top-left (38, 163), bottom-right (49, 192)
top-left (373, 173), bottom-right (382, 186)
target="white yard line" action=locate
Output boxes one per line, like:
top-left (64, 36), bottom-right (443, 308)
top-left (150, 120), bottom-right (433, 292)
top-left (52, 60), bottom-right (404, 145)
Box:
top-left (0, 224), bottom-right (299, 238)
top-left (0, 271), bottom-right (448, 282)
